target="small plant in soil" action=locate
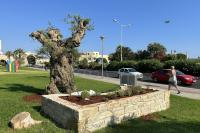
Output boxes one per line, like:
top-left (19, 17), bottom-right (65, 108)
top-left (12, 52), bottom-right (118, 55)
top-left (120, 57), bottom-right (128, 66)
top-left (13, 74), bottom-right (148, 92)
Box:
top-left (81, 90), bottom-right (90, 100)
top-left (117, 90), bottom-right (126, 97)
top-left (107, 92), bottom-right (118, 99)
top-left (125, 88), bottom-right (133, 96)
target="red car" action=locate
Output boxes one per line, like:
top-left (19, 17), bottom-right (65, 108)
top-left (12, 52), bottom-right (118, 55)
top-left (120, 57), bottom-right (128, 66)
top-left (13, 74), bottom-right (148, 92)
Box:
top-left (151, 69), bottom-right (197, 85)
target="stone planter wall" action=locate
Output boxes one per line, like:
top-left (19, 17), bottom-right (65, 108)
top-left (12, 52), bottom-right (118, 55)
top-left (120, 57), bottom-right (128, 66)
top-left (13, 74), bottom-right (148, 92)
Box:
top-left (42, 90), bottom-right (170, 133)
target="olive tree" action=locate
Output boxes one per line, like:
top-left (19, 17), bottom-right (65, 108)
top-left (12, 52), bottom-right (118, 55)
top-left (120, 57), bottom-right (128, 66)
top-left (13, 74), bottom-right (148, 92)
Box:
top-left (30, 15), bottom-right (92, 94)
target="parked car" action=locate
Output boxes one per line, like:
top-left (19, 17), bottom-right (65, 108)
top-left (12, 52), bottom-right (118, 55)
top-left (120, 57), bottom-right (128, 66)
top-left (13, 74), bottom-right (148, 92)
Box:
top-left (151, 69), bottom-right (197, 85)
top-left (118, 68), bottom-right (143, 79)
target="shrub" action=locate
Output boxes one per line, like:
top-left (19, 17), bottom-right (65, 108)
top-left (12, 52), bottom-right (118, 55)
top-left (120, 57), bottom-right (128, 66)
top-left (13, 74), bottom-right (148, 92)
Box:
top-left (106, 60), bottom-right (137, 71)
top-left (117, 90), bottom-right (125, 97)
top-left (78, 59), bottom-right (88, 69)
top-left (88, 62), bottom-right (101, 70)
top-left (44, 62), bottom-right (50, 69)
top-left (137, 59), bottom-right (163, 73)
top-left (125, 88), bottom-right (133, 96)
top-left (163, 59), bottom-right (200, 76)
top-left (81, 90), bottom-right (90, 100)
top-left (131, 85), bottom-right (143, 95)
top-left (107, 92), bottom-right (118, 99)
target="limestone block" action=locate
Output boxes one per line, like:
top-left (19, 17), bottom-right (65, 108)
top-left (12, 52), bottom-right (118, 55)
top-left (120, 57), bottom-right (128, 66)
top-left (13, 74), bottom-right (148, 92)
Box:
top-left (10, 112), bottom-right (42, 129)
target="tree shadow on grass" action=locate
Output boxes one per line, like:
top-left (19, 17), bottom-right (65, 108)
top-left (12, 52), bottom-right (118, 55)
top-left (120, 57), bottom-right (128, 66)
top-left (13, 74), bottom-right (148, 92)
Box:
top-left (97, 117), bottom-right (200, 133)
top-left (0, 84), bottom-right (44, 94)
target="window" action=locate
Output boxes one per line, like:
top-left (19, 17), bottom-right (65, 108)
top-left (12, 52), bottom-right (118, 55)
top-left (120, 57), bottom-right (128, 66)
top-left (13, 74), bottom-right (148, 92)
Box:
top-left (124, 69), bottom-right (129, 73)
top-left (120, 69), bottom-right (124, 72)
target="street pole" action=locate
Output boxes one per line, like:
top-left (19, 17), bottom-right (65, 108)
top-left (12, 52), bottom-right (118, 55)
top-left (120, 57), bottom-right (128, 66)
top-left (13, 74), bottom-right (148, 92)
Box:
top-left (100, 36), bottom-right (104, 78)
top-left (120, 25), bottom-right (123, 62)
top-left (113, 19), bottom-right (131, 62)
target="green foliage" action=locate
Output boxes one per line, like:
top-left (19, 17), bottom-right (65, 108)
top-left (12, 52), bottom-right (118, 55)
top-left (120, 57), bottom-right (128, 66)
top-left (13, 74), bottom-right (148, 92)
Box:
top-left (27, 55), bottom-right (36, 66)
top-left (72, 48), bottom-right (80, 66)
top-left (65, 14), bottom-right (94, 33)
top-left (88, 62), bottom-right (102, 70)
top-left (176, 53), bottom-right (187, 60)
top-left (78, 58), bottom-right (88, 69)
top-left (44, 62), bottom-right (50, 68)
top-left (0, 60), bottom-right (6, 66)
top-left (107, 60), bottom-right (137, 71)
top-left (107, 92), bottom-right (118, 99)
top-left (125, 88), bottom-right (133, 96)
top-left (81, 90), bottom-right (90, 100)
top-left (117, 90), bottom-right (125, 97)
top-left (147, 42), bottom-right (167, 60)
top-left (36, 45), bottom-right (51, 58)
top-left (109, 45), bottom-right (135, 61)
top-left (135, 50), bottom-right (151, 60)
top-left (137, 59), bottom-right (164, 73)
top-left (163, 54), bottom-right (176, 61)
top-left (13, 48), bottom-right (25, 60)
top-left (5, 51), bottom-right (13, 59)
top-left (164, 59), bottom-right (200, 76)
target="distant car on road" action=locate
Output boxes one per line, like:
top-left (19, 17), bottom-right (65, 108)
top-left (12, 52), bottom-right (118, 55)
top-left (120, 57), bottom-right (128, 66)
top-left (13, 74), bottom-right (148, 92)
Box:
top-left (118, 68), bottom-right (143, 79)
top-left (151, 69), bottom-right (197, 85)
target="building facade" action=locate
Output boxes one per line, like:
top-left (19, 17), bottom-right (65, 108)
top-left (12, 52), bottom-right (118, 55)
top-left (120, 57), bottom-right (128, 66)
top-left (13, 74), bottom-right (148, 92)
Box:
top-left (79, 51), bottom-right (109, 63)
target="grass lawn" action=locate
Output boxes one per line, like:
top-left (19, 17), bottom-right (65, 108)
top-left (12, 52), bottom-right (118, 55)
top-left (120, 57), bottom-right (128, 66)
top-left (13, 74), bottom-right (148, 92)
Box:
top-left (0, 67), bottom-right (200, 133)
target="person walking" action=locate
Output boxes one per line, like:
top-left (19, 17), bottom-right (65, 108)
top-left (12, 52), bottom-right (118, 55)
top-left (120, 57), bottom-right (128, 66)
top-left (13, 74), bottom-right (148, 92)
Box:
top-left (168, 66), bottom-right (181, 94)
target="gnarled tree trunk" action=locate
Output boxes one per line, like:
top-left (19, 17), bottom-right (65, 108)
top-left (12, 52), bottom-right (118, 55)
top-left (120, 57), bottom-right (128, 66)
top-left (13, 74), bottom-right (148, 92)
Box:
top-left (30, 18), bottom-right (90, 94)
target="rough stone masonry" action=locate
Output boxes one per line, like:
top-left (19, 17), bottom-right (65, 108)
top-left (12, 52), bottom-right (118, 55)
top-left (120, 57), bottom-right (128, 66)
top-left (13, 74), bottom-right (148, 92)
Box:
top-left (42, 90), bottom-right (170, 133)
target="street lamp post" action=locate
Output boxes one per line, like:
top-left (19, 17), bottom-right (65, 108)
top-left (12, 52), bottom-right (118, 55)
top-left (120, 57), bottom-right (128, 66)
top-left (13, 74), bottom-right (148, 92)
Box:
top-left (100, 36), bottom-right (104, 78)
top-left (113, 19), bottom-right (131, 62)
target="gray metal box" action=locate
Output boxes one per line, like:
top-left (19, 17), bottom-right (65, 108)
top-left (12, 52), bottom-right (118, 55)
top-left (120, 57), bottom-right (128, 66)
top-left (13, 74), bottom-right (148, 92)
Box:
top-left (120, 73), bottom-right (137, 86)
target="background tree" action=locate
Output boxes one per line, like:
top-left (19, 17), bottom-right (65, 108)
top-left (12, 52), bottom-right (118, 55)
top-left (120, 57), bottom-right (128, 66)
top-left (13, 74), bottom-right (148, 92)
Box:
top-left (13, 48), bottom-right (25, 64)
top-left (36, 45), bottom-right (51, 58)
top-left (78, 58), bottom-right (88, 69)
top-left (13, 48), bottom-right (25, 59)
top-left (163, 54), bottom-right (176, 61)
top-left (176, 53), bottom-right (187, 60)
top-left (71, 48), bottom-right (80, 66)
top-left (109, 45), bottom-right (135, 61)
top-left (147, 42), bottom-right (167, 60)
top-left (135, 50), bottom-right (150, 60)
top-left (5, 51), bottom-right (13, 60)
top-left (30, 15), bottom-right (92, 94)
top-left (27, 55), bottom-right (36, 66)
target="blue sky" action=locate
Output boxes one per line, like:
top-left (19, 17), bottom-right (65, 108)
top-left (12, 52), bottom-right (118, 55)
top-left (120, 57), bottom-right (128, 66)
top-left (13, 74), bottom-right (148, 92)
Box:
top-left (0, 0), bottom-right (200, 58)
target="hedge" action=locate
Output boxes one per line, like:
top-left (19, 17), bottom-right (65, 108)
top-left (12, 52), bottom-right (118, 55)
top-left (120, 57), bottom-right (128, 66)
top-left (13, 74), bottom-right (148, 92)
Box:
top-left (77, 59), bottom-right (200, 76)
top-left (137, 59), bottom-right (164, 73)
top-left (164, 60), bottom-right (200, 76)
top-left (106, 61), bottom-right (137, 71)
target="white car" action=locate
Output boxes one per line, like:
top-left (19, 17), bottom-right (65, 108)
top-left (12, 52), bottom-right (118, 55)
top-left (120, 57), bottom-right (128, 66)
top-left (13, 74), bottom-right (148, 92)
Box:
top-left (118, 68), bottom-right (143, 79)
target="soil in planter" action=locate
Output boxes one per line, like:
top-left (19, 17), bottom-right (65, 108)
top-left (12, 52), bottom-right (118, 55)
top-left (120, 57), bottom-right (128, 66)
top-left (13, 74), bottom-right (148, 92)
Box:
top-left (23, 94), bottom-right (42, 103)
top-left (60, 89), bottom-right (157, 106)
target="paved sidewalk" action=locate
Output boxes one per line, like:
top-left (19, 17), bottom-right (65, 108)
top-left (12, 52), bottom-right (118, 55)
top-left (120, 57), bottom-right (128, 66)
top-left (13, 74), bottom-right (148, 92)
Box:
top-left (75, 73), bottom-right (200, 100)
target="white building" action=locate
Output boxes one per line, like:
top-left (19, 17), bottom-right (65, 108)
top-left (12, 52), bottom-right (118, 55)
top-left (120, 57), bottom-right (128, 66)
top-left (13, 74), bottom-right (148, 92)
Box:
top-left (79, 51), bottom-right (109, 63)
top-left (0, 40), bottom-right (3, 55)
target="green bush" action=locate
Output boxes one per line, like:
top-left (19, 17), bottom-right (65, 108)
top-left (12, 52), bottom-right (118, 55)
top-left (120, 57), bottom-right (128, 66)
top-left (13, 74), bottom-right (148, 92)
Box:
top-left (88, 62), bottom-right (100, 70)
top-left (164, 60), bottom-right (200, 76)
top-left (117, 90), bottom-right (125, 97)
top-left (137, 59), bottom-right (163, 73)
top-left (81, 90), bottom-right (90, 100)
top-left (125, 88), bottom-right (133, 96)
top-left (78, 59), bottom-right (88, 69)
top-left (106, 60), bottom-right (137, 71)
top-left (44, 62), bottom-right (50, 68)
